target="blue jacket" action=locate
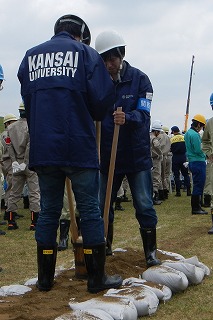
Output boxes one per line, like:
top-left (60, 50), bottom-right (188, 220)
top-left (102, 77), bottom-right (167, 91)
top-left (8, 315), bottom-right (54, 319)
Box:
top-left (18, 32), bottom-right (115, 169)
top-left (100, 61), bottom-right (153, 174)
top-left (170, 133), bottom-right (187, 163)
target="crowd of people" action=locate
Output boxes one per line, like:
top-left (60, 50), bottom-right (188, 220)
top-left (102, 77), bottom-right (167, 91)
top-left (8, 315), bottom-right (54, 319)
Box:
top-left (0, 13), bottom-right (212, 293)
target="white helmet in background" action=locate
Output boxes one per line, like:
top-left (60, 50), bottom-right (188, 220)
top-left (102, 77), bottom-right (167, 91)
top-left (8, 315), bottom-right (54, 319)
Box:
top-left (95, 30), bottom-right (126, 54)
top-left (151, 120), bottom-right (163, 132)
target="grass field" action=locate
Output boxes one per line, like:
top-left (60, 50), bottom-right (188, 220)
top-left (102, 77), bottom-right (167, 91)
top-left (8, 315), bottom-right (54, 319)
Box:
top-left (0, 191), bottom-right (212, 319)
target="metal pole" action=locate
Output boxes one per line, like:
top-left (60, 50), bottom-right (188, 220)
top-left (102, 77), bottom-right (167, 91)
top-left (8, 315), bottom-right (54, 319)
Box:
top-left (183, 55), bottom-right (195, 133)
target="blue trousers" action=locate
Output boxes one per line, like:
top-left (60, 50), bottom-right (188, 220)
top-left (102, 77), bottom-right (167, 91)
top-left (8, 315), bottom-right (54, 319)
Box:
top-left (100, 169), bottom-right (158, 229)
top-left (189, 161), bottom-right (206, 195)
top-left (172, 161), bottom-right (191, 191)
top-left (35, 166), bottom-right (104, 246)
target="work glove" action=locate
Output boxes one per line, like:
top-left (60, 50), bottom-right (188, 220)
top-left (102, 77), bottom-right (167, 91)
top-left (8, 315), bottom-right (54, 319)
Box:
top-left (19, 163), bottom-right (27, 171)
top-left (183, 162), bottom-right (189, 168)
top-left (12, 161), bottom-right (21, 174)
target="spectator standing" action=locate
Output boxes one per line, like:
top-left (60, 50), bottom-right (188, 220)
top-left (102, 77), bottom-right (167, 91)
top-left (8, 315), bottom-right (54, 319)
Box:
top-left (202, 94), bottom-right (213, 232)
top-left (5, 103), bottom-right (41, 230)
top-left (18, 15), bottom-right (122, 293)
top-left (184, 115), bottom-right (207, 214)
top-left (1, 114), bottom-right (17, 219)
top-left (162, 126), bottom-right (172, 196)
top-left (150, 121), bottom-right (163, 205)
top-left (158, 124), bottom-right (171, 200)
top-left (170, 126), bottom-right (191, 197)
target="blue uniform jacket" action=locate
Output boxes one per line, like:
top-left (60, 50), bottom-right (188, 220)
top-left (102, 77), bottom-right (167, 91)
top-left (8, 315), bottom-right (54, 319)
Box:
top-left (100, 61), bottom-right (153, 174)
top-left (18, 32), bottom-right (115, 169)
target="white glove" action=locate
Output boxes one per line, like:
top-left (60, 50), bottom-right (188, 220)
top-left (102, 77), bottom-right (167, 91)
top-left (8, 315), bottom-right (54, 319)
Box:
top-left (12, 161), bottom-right (21, 174)
top-left (183, 162), bottom-right (189, 168)
top-left (19, 163), bottom-right (27, 171)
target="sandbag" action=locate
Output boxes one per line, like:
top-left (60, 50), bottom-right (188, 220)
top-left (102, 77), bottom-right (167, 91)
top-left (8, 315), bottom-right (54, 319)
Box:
top-left (182, 256), bottom-right (210, 276)
top-left (69, 296), bottom-right (138, 320)
top-left (142, 265), bottom-right (189, 293)
top-left (162, 260), bottom-right (205, 285)
top-left (122, 277), bottom-right (172, 301)
top-left (55, 309), bottom-right (114, 320)
top-left (104, 286), bottom-right (159, 316)
top-left (157, 249), bottom-right (185, 260)
top-left (0, 284), bottom-right (32, 296)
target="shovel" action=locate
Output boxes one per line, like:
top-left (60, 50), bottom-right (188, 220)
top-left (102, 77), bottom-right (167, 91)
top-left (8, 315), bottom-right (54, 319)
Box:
top-left (103, 107), bottom-right (122, 237)
top-left (65, 177), bottom-right (87, 279)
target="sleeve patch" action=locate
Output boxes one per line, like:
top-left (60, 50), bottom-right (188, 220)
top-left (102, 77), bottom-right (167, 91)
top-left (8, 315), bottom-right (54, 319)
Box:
top-left (136, 98), bottom-right (151, 113)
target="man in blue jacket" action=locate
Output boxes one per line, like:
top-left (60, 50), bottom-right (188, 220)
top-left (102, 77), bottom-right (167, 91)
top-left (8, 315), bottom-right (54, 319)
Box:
top-left (95, 30), bottom-right (161, 267)
top-left (17, 15), bottom-right (122, 293)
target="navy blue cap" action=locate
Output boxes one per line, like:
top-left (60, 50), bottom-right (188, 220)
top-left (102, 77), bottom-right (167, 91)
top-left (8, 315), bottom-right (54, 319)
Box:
top-left (171, 126), bottom-right (180, 133)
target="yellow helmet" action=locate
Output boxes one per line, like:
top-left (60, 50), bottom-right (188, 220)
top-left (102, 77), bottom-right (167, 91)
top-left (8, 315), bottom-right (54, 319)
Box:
top-left (3, 113), bottom-right (17, 124)
top-left (19, 102), bottom-right (25, 110)
top-left (192, 114), bottom-right (206, 125)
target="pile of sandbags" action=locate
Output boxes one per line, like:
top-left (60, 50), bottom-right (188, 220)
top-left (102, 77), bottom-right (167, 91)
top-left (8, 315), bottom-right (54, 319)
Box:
top-left (55, 250), bottom-right (210, 320)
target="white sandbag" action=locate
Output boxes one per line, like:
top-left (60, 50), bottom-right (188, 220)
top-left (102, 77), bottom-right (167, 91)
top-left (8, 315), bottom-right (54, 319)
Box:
top-left (0, 285), bottom-right (32, 296)
top-left (55, 308), bottom-right (114, 320)
top-left (24, 278), bottom-right (38, 286)
top-left (122, 277), bottom-right (172, 301)
top-left (182, 256), bottom-right (210, 276)
top-left (142, 265), bottom-right (189, 293)
top-left (157, 249), bottom-right (185, 260)
top-left (104, 286), bottom-right (159, 316)
top-left (69, 296), bottom-right (138, 320)
top-left (162, 260), bottom-right (205, 284)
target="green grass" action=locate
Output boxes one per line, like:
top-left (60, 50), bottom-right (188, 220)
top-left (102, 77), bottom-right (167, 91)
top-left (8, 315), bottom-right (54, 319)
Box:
top-left (0, 116), bottom-right (4, 133)
top-left (0, 192), bottom-right (212, 319)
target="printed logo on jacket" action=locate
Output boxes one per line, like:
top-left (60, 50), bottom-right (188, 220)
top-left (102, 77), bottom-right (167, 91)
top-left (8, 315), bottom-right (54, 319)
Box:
top-left (28, 51), bottom-right (79, 81)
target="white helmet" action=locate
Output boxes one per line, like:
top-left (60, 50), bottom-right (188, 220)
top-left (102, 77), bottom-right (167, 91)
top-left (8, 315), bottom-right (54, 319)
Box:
top-left (95, 30), bottom-right (126, 54)
top-left (151, 120), bottom-right (163, 132)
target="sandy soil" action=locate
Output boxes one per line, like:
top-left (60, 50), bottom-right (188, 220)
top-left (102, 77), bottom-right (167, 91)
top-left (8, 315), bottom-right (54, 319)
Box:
top-left (0, 247), bottom-right (153, 320)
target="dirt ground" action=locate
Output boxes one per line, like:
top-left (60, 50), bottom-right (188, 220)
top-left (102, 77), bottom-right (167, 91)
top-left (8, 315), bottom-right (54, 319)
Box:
top-left (0, 247), bottom-right (157, 320)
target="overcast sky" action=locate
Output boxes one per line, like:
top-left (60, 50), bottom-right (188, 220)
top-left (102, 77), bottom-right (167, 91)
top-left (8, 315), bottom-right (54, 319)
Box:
top-left (0, 0), bottom-right (213, 131)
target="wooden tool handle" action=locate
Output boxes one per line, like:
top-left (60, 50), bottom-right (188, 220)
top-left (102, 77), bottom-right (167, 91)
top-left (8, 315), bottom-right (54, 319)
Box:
top-left (65, 177), bottom-right (79, 243)
top-left (103, 107), bottom-right (122, 236)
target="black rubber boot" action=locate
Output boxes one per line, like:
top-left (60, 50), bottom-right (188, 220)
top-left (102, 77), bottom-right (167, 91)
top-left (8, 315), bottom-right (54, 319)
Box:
top-left (203, 194), bottom-right (211, 208)
top-left (37, 244), bottom-right (57, 291)
top-left (106, 223), bottom-right (113, 256)
top-left (7, 212), bottom-right (19, 230)
top-left (0, 229), bottom-right (6, 235)
top-left (30, 212), bottom-right (39, 231)
top-left (158, 190), bottom-right (165, 200)
top-left (191, 195), bottom-right (208, 215)
top-left (121, 191), bottom-right (131, 202)
top-left (58, 219), bottom-right (70, 251)
top-left (163, 189), bottom-right (169, 199)
top-left (23, 196), bottom-right (29, 209)
top-left (175, 191), bottom-right (181, 197)
top-left (187, 188), bottom-right (191, 196)
top-left (153, 191), bottom-right (162, 205)
top-left (140, 228), bottom-right (161, 267)
top-left (114, 197), bottom-right (125, 211)
top-left (83, 242), bottom-right (123, 293)
top-left (208, 209), bottom-right (213, 234)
